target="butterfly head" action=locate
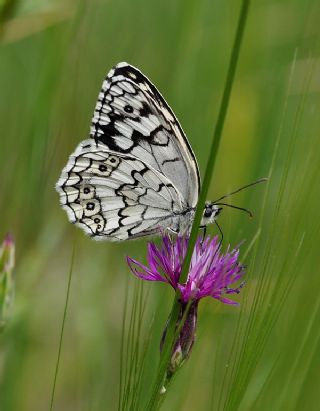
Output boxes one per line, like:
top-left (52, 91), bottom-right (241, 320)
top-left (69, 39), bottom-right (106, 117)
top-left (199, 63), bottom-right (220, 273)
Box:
top-left (201, 202), bottom-right (222, 226)
top-left (199, 178), bottom-right (268, 228)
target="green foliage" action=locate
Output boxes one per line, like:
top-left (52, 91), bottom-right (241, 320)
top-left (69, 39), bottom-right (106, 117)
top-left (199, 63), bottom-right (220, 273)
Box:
top-left (0, 0), bottom-right (319, 410)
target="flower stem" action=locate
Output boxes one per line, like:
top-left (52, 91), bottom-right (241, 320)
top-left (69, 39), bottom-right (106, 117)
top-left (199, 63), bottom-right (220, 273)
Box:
top-left (144, 2), bottom-right (251, 410)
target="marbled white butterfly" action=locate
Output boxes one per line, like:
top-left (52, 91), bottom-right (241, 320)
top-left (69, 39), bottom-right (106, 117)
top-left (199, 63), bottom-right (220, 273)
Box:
top-left (56, 62), bottom-right (259, 241)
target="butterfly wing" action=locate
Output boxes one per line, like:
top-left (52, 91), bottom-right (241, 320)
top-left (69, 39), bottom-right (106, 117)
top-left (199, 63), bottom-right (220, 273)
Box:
top-left (90, 62), bottom-right (200, 208)
top-left (56, 140), bottom-right (186, 240)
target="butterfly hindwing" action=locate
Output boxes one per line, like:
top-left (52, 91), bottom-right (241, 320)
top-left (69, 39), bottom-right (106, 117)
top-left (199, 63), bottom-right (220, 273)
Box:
top-left (56, 140), bottom-right (186, 240)
top-left (90, 62), bottom-right (200, 208)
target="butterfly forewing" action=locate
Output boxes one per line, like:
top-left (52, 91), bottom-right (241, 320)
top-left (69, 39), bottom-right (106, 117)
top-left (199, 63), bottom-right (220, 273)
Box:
top-left (90, 62), bottom-right (200, 208)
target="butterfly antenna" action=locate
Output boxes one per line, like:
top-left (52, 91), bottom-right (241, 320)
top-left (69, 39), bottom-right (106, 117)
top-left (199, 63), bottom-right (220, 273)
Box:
top-left (213, 178), bottom-right (267, 203)
top-left (214, 202), bottom-right (253, 218)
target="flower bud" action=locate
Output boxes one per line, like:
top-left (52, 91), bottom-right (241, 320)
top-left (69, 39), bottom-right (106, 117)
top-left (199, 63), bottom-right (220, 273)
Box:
top-left (0, 234), bottom-right (15, 332)
top-left (161, 301), bottom-right (198, 380)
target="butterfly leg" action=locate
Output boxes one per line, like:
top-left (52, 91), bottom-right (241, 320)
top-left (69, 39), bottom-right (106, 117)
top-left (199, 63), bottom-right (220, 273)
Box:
top-left (215, 220), bottom-right (224, 251)
top-left (200, 226), bottom-right (207, 244)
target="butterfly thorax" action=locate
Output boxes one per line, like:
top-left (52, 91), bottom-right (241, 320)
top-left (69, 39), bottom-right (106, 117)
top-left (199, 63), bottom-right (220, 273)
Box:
top-left (166, 207), bottom-right (194, 235)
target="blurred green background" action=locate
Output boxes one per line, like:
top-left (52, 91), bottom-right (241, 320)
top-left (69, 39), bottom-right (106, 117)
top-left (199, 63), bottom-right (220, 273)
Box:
top-left (0, 0), bottom-right (320, 410)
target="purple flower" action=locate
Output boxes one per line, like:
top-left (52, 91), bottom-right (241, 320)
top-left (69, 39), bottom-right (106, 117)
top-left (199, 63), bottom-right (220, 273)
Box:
top-left (127, 234), bottom-right (245, 305)
top-left (127, 234), bottom-right (245, 381)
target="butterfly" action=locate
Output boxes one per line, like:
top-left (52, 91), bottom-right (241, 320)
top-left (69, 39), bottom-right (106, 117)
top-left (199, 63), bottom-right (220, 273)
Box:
top-left (56, 62), bottom-right (258, 241)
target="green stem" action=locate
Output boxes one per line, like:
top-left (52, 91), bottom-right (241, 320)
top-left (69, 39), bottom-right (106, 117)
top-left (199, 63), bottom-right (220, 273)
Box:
top-left (144, 2), bottom-right (251, 410)
top-left (50, 243), bottom-right (76, 411)
top-left (181, 0), bottom-right (251, 285)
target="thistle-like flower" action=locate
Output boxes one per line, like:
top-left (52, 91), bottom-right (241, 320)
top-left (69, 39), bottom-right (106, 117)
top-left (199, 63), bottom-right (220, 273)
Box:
top-left (127, 234), bottom-right (245, 379)
top-left (0, 233), bottom-right (15, 332)
top-left (127, 234), bottom-right (244, 305)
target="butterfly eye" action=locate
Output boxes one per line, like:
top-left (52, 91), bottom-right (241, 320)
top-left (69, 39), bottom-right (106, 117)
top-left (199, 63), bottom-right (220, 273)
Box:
top-left (124, 104), bottom-right (134, 113)
top-left (204, 208), bottom-right (213, 218)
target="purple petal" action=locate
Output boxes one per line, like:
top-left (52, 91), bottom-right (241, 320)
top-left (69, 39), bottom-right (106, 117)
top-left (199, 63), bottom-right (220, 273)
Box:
top-left (126, 256), bottom-right (167, 282)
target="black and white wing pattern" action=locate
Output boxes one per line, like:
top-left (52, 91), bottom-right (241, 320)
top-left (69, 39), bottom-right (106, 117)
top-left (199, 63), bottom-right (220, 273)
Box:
top-left (57, 140), bottom-right (186, 240)
top-left (56, 62), bottom-right (200, 240)
top-left (90, 62), bottom-right (200, 207)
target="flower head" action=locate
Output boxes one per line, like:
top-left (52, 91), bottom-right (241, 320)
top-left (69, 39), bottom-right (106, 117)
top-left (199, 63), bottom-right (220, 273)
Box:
top-left (127, 234), bottom-right (245, 305)
top-left (127, 234), bottom-right (245, 384)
